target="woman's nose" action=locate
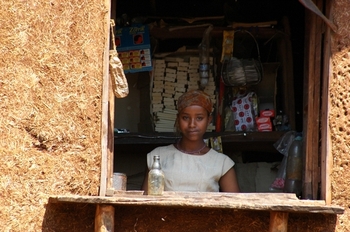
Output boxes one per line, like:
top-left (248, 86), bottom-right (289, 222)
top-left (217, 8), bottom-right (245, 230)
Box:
top-left (189, 118), bottom-right (195, 127)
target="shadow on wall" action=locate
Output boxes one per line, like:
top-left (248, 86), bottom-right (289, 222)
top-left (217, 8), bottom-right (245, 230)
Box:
top-left (42, 203), bottom-right (95, 232)
top-left (41, 202), bottom-right (338, 232)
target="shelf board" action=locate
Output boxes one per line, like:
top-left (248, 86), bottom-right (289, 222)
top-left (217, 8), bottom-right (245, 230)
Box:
top-left (149, 25), bottom-right (283, 40)
top-left (114, 131), bottom-right (286, 154)
top-left (114, 131), bottom-right (285, 144)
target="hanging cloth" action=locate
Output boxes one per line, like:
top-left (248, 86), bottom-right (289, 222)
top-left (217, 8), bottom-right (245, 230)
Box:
top-left (109, 19), bottom-right (129, 98)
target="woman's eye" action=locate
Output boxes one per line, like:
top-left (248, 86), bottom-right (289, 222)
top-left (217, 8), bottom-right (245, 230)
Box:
top-left (182, 116), bottom-right (189, 120)
top-left (196, 117), bottom-right (204, 121)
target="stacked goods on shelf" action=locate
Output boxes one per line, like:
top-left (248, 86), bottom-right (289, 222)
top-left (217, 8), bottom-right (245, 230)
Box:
top-left (151, 56), bottom-right (217, 132)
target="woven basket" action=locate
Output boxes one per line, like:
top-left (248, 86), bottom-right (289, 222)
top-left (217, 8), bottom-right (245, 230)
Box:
top-left (222, 30), bottom-right (263, 86)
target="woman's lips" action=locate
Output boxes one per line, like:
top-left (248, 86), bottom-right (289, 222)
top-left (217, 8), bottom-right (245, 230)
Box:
top-left (187, 130), bottom-right (199, 135)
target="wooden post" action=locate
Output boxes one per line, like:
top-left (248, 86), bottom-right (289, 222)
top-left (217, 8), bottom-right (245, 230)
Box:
top-left (269, 211), bottom-right (289, 232)
top-left (95, 205), bottom-right (115, 232)
top-left (320, 0), bottom-right (333, 205)
top-left (279, 17), bottom-right (296, 130)
top-left (108, 74), bottom-right (115, 189)
top-left (302, 0), bottom-right (323, 200)
top-left (99, 0), bottom-right (112, 197)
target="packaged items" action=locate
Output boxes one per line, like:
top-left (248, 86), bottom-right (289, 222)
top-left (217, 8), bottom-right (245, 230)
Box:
top-left (260, 109), bottom-right (275, 118)
top-left (210, 136), bottom-right (223, 153)
top-left (256, 109), bottom-right (275, 131)
top-left (115, 24), bottom-right (152, 73)
top-left (231, 91), bottom-right (258, 131)
top-left (256, 116), bottom-right (273, 132)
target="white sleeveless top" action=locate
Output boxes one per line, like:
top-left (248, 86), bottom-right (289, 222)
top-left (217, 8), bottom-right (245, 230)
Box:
top-left (146, 144), bottom-right (235, 192)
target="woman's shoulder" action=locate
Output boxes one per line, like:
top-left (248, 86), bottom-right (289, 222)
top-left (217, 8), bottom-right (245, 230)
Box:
top-left (206, 149), bottom-right (234, 161)
top-left (207, 148), bottom-right (227, 156)
top-left (148, 144), bottom-right (176, 154)
top-left (147, 145), bottom-right (177, 164)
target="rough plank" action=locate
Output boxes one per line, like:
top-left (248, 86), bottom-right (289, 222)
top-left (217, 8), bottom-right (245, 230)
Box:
top-left (320, 0), bottom-right (333, 205)
top-left (49, 192), bottom-right (344, 214)
top-left (99, 0), bottom-right (111, 197)
top-left (303, 0), bottom-right (321, 201)
top-left (107, 76), bottom-right (115, 190)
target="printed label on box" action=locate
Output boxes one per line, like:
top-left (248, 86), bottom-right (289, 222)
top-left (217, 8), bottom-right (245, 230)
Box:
top-left (115, 24), bottom-right (152, 73)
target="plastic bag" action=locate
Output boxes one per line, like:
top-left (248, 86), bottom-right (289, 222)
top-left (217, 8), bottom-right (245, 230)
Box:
top-left (109, 19), bottom-right (129, 98)
top-left (109, 50), bottom-right (129, 98)
top-left (269, 131), bottom-right (296, 191)
top-left (274, 131), bottom-right (296, 156)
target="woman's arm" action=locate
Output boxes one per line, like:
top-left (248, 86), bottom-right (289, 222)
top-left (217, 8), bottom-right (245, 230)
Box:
top-left (219, 167), bottom-right (240, 192)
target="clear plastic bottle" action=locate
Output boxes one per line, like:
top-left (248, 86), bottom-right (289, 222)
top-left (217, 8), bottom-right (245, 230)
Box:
top-left (198, 25), bottom-right (213, 89)
top-left (284, 135), bottom-right (303, 197)
top-left (147, 155), bottom-right (165, 195)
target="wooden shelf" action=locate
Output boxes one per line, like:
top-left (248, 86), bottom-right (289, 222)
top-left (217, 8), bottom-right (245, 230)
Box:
top-left (114, 131), bottom-right (284, 144)
top-left (114, 131), bottom-right (286, 153)
top-left (149, 25), bottom-right (283, 40)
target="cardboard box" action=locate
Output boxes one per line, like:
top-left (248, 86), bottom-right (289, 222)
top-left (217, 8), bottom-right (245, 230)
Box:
top-left (115, 24), bottom-right (152, 73)
top-left (256, 116), bottom-right (273, 132)
top-left (260, 109), bottom-right (275, 118)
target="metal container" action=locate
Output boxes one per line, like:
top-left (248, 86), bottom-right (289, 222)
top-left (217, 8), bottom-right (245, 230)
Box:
top-left (113, 172), bottom-right (127, 190)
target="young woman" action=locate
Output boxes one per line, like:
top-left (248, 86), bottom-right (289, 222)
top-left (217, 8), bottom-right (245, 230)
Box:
top-left (142, 89), bottom-right (240, 193)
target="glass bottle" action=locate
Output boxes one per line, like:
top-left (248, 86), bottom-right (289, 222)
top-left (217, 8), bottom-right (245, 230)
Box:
top-left (147, 155), bottom-right (165, 195)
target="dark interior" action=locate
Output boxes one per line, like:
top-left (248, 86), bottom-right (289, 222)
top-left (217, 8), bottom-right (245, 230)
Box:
top-left (114, 0), bottom-right (305, 131)
top-left (113, 0), bottom-right (306, 167)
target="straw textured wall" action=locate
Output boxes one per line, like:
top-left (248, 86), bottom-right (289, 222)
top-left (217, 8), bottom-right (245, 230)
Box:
top-left (330, 0), bottom-right (350, 231)
top-left (1, 0), bottom-right (350, 231)
top-left (0, 1), bottom-right (107, 230)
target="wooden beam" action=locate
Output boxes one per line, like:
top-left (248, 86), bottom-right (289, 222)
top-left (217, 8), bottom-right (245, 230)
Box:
top-left (279, 17), bottom-right (296, 130)
top-left (269, 211), bottom-right (289, 232)
top-left (320, 0), bottom-right (333, 204)
top-left (149, 26), bottom-right (281, 40)
top-left (302, 0), bottom-right (323, 200)
top-left (49, 192), bottom-right (345, 214)
top-left (107, 71), bottom-right (115, 189)
top-left (95, 205), bottom-right (115, 232)
top-left (99, 0), bottom-right (111, 197)
top-left (302, 7), bottom-right (312, 200)
top-left (312, 0), bottom-right (323, 201)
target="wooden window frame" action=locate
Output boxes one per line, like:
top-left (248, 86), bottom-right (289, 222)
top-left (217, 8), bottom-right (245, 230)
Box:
top-left (101, 0), bottom-right (334, 202)
top-left (303, 0), bottom-right (333, 202)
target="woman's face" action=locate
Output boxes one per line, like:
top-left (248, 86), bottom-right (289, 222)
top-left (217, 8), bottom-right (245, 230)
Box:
top-left (177, 105), bottom-right (212, 141)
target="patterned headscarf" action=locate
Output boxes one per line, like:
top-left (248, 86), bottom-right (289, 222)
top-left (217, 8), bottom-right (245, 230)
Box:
top-left (177, 89), bottom-right (213, 114)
